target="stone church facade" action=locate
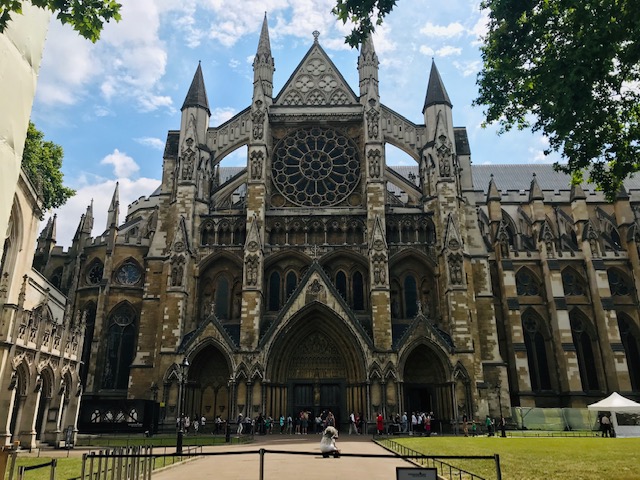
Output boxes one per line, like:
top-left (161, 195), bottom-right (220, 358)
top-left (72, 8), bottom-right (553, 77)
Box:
top-left (30, 19), bottom-right (640, 432)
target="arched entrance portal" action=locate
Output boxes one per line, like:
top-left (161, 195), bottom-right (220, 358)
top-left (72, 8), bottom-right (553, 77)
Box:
top-left (183, 343), bottom-right (231, 428)
top-left (266, 305), bottom-right (366, 430)
top-left (403, 344), bottom-right (453, 422)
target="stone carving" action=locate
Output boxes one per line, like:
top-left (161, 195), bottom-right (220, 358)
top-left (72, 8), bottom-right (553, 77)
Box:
top-left (245, 255), bottom-right (259, 286)
top-left (436, 134), bottom-right (453, 177)
top-left (372, 253), bottom-right (387, 286)
top-left (448, 253), bottom-right (463, 285)
top-left (305, 279), bottom-right (326, 303)
top-left (181, 151), bottom-right (195, 180)
top-left (366, 107), bottom-right (379, 139)
top-left (250, 151), bottom-right (264, 180)
top-left (368, 148), bottom-right (381, 178)
top-left (251, 101), bottom-right (265, 140)
top-left (170, 255), bottom-right (185, 287)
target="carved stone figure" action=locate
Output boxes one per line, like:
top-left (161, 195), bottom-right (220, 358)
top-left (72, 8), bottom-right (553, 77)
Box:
top-left (246, 256), bottom-right (259, 286)
top-left (250, 151), bottom-right (264, 180)
top-left (449, 254), bottom-right (463, 285)
top-left (368, 149), bottom-right (381, 178)
top-left (367, 107), bottom-right (379, 139)
top-left (252, 101), bottom-right (265, 140)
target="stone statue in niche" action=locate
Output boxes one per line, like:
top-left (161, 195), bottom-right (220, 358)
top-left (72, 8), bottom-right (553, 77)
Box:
top-left (448, 253), bottom-right (463, 285)
top-left (250, 151), bottom-right (263, 180)
top-left (252, 101), bottom-right (265, 140)
top-left (368, 149), bottom-right (381, 178)
top-left (372, 253), bottom-right (387, 285)
top-left (181, 151), bottom-right (195, 180)
top-left (366, 107), bottom-right (379, 139)
top-left (245, 256), bottom-right (259, 286)
top-left (170, 255), bottom-right (185, 287)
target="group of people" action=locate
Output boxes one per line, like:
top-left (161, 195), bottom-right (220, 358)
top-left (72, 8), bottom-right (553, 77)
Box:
top-left (482, 414), bottom-right (507, 437)
top-left (235, 409), bottom-right (342, 436)
top-left (177, 414), bottom-right (226, 435)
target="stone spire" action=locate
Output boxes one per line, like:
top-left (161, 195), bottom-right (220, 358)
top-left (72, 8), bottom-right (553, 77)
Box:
top-left (253, 13), bottom-right (274, 98)
top-left (529, 173), bottom-right (544, 201)
top-left (423, 60), bottom-right (452, 113)
top-left (33, 214), bottom-right (57, 272)
top-left (487, 175), bottom-right (501, 202)
top-left (73, 200), bottom-right (93, 242)
top-left (106, 182), bottom-right (119, 229)
top-left (39, 214), bottom-right (57, 242)
top-left (181, 62), bottom-right (211, 115)
top-left (358, 34), bottom-right (379, 97)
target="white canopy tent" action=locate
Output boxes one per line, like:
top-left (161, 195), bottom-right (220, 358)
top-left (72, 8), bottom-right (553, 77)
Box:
top-left (588, 392), bottom-right (640, 438)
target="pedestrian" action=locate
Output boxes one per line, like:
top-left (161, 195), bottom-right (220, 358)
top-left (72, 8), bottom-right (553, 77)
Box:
top-left (471, 420), bottom-right (477, 437)
top-left (463, 413), bottom-right (468, 437)
top-left (236, 413), bottom-right (243, 435)
top-left (349, 411), bottom-right (358, 435)
top-left (376, 412), bottom-right (384, 435)
top-left (401, 412), bottom-right (408, 433)
top-left (200, 415), bottom-right (206, 433)
top-left (193, 418), bottom-right (199, 434)
top-left (280, 414), bottom-right (285, 433)
top-left (424, 413), bottom-right (431, 437)
top-left (411, 412), bottom-right (418, 435)
top-left (287, 414), bottom-right (293, 434)
top-left (485, 415), bottom-right (492, 436)
top-left (320, 426), bottom-right (340, 458)
top-left (601, 414), bottom-right (611, 437)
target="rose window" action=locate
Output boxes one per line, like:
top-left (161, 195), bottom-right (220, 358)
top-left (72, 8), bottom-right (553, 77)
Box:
top-left (272, 127), bottom-right (360, 207)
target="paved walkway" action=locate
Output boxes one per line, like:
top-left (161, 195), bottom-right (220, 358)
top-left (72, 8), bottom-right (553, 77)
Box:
top-left (152, 434), bottom-right (415, 480)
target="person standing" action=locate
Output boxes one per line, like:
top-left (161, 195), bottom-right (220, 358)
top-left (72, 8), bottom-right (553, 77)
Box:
top-left (411, 412), bottom-right (418, 435)
top-left (601, 414), bottom-right (611, 437)
top-left (401, 412), bottom-right (408, 433)
top-left (376, 412), bottom-right (384, 435)
top-left (349, 411), bottom-right (358, 435)
top-left (236, 413), bottom-right (244, 435)
top-left (424, 414), bottom-right (431, 437)
top-left (462, 414), bottom-right (469, 437)
top-left (485, 415), bottom-right (493, 436)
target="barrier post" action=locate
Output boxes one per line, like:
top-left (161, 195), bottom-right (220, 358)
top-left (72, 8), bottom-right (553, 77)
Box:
top-left (495, 454), bottom-right (502, 480)
top-left (259, 448), bottom-right (265, 480)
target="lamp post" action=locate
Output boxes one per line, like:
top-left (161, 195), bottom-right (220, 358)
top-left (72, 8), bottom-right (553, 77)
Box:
top-left (176, 357), bottom-right (189, 454)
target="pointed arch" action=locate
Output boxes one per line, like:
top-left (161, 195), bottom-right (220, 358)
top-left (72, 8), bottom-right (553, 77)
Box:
top-left (617, 313), bottom-right (640, 391)
top-left (85, 257), bottom-right (104, 286)
top-left (521, 308), bottom-right (552, 391)
top-left (112, 257), bottom-right (144, 286)
top-left (561, 266), bottom-right (588, 297)
top-left (569, 308), bottom-right (600, 392)
top-left (102, 301), bottom-right (137, 390)
top-left (515, 267), bottom-right (542, 297)
top-left (608, 268), bottom-right (633, 297)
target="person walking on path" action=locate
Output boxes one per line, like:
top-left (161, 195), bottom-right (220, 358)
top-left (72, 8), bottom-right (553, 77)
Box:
top-left (499, 416), bottom-right (506, 437)
top-left (349, 411), bottom-right (358, 435)
top-left (237, 413), bottom-right (244, 435)
top-left (485, 415), bottom-right (493, 436)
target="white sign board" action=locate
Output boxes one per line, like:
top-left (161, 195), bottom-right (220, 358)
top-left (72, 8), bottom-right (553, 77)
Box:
top-left (396, 467), bottom-right (437, 480)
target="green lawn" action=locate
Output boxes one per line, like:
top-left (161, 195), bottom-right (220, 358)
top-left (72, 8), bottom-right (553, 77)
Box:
top-left (384, 436), bottom-right (640, 480)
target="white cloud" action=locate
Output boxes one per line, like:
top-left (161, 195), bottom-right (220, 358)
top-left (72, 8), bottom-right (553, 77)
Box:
top-left (437, 46), bottom-right (462, 57)
top-left (453, 60), bottom-right (482, 77)
top-left (229, 58), bottom-right (240, 69)
top-left (135, 137), bottom-right (166, 150)
top-left (419, 45), bottom-right (435, 57)
top-left (420, 22), bottom-right (466, 38)
top-left (100, 149), bottom-right (140, 177)
top-left (211, 107), bottom-right (238, 125)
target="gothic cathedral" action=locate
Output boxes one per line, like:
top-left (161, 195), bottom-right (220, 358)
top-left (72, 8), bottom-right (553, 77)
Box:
top-left (31, 18), bottom-right (640, 431)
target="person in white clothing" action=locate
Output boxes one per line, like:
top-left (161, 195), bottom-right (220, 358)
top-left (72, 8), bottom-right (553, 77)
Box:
top-left (349, 412), bottom-right (358, 435)
top-left (320, 426), bottom-right (340, 458)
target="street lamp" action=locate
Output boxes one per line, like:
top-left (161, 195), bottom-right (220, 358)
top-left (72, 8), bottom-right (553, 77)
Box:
top-left (495, 382), bottom-right (503, 416)
top-left (176, 357), bottom-right (189, 454)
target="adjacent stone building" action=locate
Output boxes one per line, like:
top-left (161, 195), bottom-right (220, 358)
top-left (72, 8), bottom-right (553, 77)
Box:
top-left (32, 19), bottom-right (640, 432)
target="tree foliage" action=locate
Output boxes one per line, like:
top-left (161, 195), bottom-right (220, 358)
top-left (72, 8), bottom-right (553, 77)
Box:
top-left (475, 0), bottom-right (640, 200)
top-left (22, 122), bottom-right (75, 213)
top-left (0, 0), bottom-right (121, 42)
top-left (332, 0), bottom-right (397, 47)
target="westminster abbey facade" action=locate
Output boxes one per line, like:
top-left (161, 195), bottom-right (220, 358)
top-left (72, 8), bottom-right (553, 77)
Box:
top-left (18, 18), bottom-right (640, 434)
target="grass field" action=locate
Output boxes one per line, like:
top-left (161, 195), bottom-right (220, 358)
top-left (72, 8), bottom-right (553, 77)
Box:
top-left (386, 436), bottom-right (640, 480)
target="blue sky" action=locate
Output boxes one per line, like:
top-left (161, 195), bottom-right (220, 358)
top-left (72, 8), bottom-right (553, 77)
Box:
top-left (31, 0), bottom-right (559, 247)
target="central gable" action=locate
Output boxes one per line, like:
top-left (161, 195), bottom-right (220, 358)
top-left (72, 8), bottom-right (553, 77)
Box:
top-left (274, 42), bottom-right (358, 107)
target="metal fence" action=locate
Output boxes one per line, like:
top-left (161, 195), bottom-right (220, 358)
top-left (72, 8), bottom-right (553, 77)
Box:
top-left (377, 438), bottom-right (501, 480)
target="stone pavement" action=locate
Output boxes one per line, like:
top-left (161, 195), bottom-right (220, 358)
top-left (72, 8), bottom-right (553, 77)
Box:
top-left (152, 434), bottom-right (415, 480)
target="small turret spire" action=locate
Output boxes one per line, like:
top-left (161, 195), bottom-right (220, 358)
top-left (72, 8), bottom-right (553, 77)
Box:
top-left (423, 60), bottom-right (452, 113)
top-left (358, 34), bottom-right (379, 97)
top-left (253, 13), bottom-right (275, 98)
top-left (106, 182), bottom-right (120, 229)
top-left (182, 63), bottom-right (211, 116)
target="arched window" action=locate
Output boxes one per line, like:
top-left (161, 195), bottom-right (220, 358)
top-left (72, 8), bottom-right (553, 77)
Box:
top-left (86, 260), bottom-right (104, 286)
top-left (336, 271), bottom-right (347, 300)
top-left (608, 269), bottom-right (631, 296)
top-left (522, 313), bottom-right (552, 391)
top-left (404, 275), bottom-right (418, 318)
top-left (215, 277), bottom-right (230, 319)
top-left (570, 311), bottom-right (600, 391)
top-left (51, 267), bottom-right (64, 290)
top-left (562, 268), bottom-right (585, 296)
top-left (353, 271), bottom-right (364, 310)
top-left (114, 260), bottom-right (143, 286)
top-left (516, 268), bottom-right (540, 296)
top-left (618, 315), bottom-right (640, 391)
top-left (80, 303), bottom-right (97, 386)
top-left (102, 304), bottom-right (136, 390)
top-left (268, 272), bottom-right (281, 311)
top-left (285, 271), bottom-right (297, 300)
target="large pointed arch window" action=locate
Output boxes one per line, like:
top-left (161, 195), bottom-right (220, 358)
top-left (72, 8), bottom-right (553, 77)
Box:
top-left (336, 271), bottom-right (347, 300)
top-left (353, 271), bottom-right (365, 310)
top-left (516, 268), bottom-right (540, 296)
top-left (522, 312), bottom-right (552, 391)
top-left (618, 314), bottom-right (640, 391)
top-left (608, 268), bottom-right (631, 296)
top-left (562, 268), bottom-right (586, 296)
top-left (570, 310), bottom-right (600, 392)
top-left (214, 276), bottom-right (230, 319)
top-left (285, 271), bottom-right (297, 300)
top-left (404, 275), bottom-right (418, 318)
top-left (102, 303), bottom-right (136, 390)
top-left (268, 271), bottom-right (281, 311)
top-left (80, 303), bottom-right (97, 386)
